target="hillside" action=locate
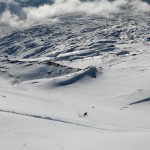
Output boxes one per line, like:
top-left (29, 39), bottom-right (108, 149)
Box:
top-left (0, 0), bottom-right (150, 150)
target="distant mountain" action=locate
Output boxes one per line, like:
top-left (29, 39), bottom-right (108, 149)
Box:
top-left (15, 0), bottom-right (54, 7)
top-left (0, 1), bottom-right (26, 19)
top-left (143, 0), bottom-right (150, 3)
top-left (80, 0), bottom-right (150, 3)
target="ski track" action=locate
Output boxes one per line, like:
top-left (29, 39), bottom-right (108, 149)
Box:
top-left (0, 109), bottom-right (122, 132)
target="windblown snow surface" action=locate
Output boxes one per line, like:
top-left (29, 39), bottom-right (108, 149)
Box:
top-left (0, 0), bottom-right (150, 150)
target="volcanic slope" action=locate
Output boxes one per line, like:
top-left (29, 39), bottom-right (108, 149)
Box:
top-left (0, 13), bottom-right (150, 150)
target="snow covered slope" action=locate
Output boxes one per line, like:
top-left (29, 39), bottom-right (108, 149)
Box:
top-left (0, 13), bottom-right (149, 60)
top-left (0, 41), bottom-right (150, 150)
top-left (0, 0), bottom-right (150, 150)
top-left (0, 57), bottom-right (80, 84)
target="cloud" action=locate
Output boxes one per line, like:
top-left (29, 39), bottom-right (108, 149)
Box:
top-left (24, 0), bottom-right (127, 22)
top-left (0, 0), bottom-right (150, 28)
top-left (130, 0), bottom-right (150, 12)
